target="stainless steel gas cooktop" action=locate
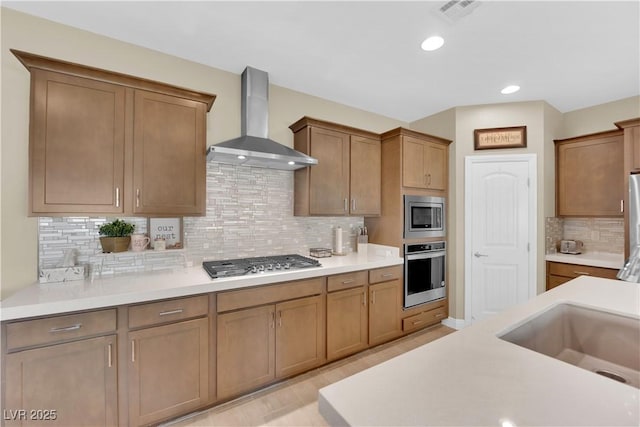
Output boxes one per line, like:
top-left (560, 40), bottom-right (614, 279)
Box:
top-left (202, 254), bottom-right (321, 279)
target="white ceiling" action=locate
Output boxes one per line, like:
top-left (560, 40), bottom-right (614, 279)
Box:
top-left (4, 1), bottom-right (639, 122)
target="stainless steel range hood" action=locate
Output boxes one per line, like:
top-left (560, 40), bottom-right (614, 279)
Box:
top-left (207, 66), bottom-right (317, 171)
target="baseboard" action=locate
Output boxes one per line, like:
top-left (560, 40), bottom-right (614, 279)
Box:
top-left (441, 317), bottom-right (466, 330)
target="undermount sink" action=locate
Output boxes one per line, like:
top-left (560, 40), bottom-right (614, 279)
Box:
top-left (499, 303), bottom-right (640, 388)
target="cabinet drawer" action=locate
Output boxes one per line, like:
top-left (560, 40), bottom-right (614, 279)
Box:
top-left (327, 271), bottom-right (368, 292)
top-left (6, 309), bottom-right (116, 351)
top-left (548, 262), bottom-right (618, 279)
top-left (402, 307), bottom-right (446, 333)
top-left (369, 265), bottom-right (402, 284)
top-left (547, 274), bottom-right (572, 290)
top-left (217, 277), bottom-right (325, 313)
top-left (129, 295), bottom-right (209, 329)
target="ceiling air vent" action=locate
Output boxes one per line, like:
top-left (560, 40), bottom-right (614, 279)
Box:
top-left (435, 0), bottom-right (481, 23)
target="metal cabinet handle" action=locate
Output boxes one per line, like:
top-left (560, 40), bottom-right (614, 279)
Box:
top-left (381, 273), bottom-right (393, 278)
top-left (278, 311), bottom-right (282, 327)
top-left (412, 320), bottom-right (424, 326)
top-left (352, 198), bottom-right (356, 211)
top-left (341, 279), bottom-right (355, 284)
top-left (159, 309), bottom-right (184, 317)
top-left (343, 198), bottom-right (348, 212)
top-left (108, 344), bottom-right (113, 368)
top-left (131, 340), bottom-right (136, 362)
top-left (136, 188), bottom-right (141, 208)
top-left (270, 312), bottom-right (275, 329)
top-left (435, 313), bottom-right (445, 319)
top-left (49, 324), bottom-right (82, 333)
top-left (474, 252), bottom-right (488, 258)
top-left (427, 174), bottom-right (432, 186)
top-left (115, 187), bottom-right (120, 208)
top-left (363, 291), bottom-right (367, 306)
top-left (621, 200), bottom-right (624, 213)
top-left (372, 290), bottom-right (376, 304)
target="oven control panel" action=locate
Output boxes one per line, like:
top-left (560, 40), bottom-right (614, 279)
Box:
top-left (405, 241), bottom-right (445, 254)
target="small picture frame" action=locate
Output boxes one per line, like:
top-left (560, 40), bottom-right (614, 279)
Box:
top-left (147, 218), bottom-right (183, 249)
top-left (474, 126), bottom-right (527, 150)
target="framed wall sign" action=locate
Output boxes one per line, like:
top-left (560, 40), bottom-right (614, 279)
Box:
top-left (147, 218), bottom-right (183, 249)
top-left (474, 126), bottom-right (527, 150)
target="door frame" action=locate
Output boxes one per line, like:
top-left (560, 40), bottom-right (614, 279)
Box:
top-left (463, 154), bottom-right (538, 325)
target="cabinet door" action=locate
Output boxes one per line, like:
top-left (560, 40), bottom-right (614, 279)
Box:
top-left (5, 336), bottom-right (118, 426)
top-left (350, 136), bottom-right (381, 215)
top-left (217, 305), bottom-right (275, 399)
top-left (132, 90), bottom-right (206, 215)
top-left (128, 318), bottom-right (209, 426)
top-left (556, 133), bottom-right (623, 216)
top-left (425, 142), bottom-right (446, 190)
top-left (402, 136), bottom-right (427, 189)
top-left (309, 127), bottom-right (350, 215)
top-left (326, 287), bottom-right (368, 361)
top-left (30, 70), bottom-right (125, 214)
top-left (369, 280), bottom-right (401, 346)
top-left (275, 295), bottom-right (325, 378)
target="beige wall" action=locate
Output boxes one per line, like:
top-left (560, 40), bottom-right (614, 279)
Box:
top-left (560, 96), bottom-right (640, 138)
top-left (0, 8), bottom-right (405, 298)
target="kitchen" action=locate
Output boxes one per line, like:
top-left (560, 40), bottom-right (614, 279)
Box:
top-left (1, 2), bottom-right (640, 427)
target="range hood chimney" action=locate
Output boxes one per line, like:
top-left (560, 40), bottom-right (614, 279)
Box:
top-left (206, 66), bottom-right (318, 171)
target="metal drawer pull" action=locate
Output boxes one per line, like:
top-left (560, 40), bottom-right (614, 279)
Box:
top-left (412, 320), bottom-right (424, 326)
top-left (108, 344), bottom-right (113, 368)
top-left (352, 198), bottom-right (356, 211)
top-left (278, 311), bottom-right (282, 327)
top-left (115, 187), bottom-right (120, 208)
top-left (136, 188), bottom-right (141, 208)
top-left (270, 312), bottom-right (275, 329)
top-left (131, 340), bottom-right (136, 362)
top-left (363, 291), bottom-right (367, 306)
top-left (49, 323), bottom-right (82, 333)
top-left (435, 313), bottom-right (445, 318)
top-left (381, 273), bottom-right (393, 278)
top-left (341, 279), bottom-right (355, 284)
top-left (159, 309), bottom-right (184, 316)
top-left (574, 271), bottom-right (591, 276)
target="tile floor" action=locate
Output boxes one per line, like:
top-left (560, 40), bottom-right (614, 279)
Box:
top-left (165, 324), bottom-right (455, 427)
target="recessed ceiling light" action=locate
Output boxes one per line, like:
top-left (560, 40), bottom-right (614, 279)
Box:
top-left (287, 161), bottom-right (295, 165)
top-left (421, 36), bottom-right (444, 51)
top-left (501, 85), bottom-right (520, 95)
top-left (237, 155), bottom-right (246, 160)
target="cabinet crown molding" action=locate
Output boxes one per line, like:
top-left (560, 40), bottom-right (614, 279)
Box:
top-left (11, 49), bottom-right (216, 111)
top-left (381, 127), bottom-right (452, 145)
top-left (289, 116), bottom-right (380, 139)
top-left (615, 117), bottom-right (640, 129)
top-left (554, 128), bottom-right (623, 145)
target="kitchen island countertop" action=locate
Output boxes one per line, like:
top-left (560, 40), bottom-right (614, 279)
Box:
top-left (0, 244), bottom-right (402, 322)
top-left (319, 276), bottom-right (640, 427)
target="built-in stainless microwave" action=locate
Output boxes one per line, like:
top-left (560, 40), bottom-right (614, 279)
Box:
top-left (404, 195), bottom-right (445, 239)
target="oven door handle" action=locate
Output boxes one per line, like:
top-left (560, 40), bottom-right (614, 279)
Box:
top-left (406, 251), bottom-right (445, 261)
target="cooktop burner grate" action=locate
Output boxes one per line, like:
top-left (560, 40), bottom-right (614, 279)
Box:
top-left (202, 254), bottom-right (321, 279)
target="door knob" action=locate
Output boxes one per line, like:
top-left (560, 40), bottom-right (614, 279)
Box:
top-left (474, 252), bottom-right (488, 258)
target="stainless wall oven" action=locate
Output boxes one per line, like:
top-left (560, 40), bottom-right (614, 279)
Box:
top-left (404, 241), bottom-right (446, 308)
top-left (404, 195), bottom-right (445, 239)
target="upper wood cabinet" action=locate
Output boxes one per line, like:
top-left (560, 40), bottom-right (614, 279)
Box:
top-left (132, 90), bottom-right (207, 215)
top-left (12, 49), bottom-right (215, 216)
top-left (402, 136), bottom-right (447, 190)
top-left (555, 129), bottom-right (624, 217)
top-left (290, 117), bottom-right (381, 216)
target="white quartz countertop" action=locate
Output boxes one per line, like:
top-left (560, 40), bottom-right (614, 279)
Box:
top-left (319, 276), bottom-right (640, 427)
top-left (0, 244), bottom-right (402, 322)
top-left (545, 251), bottom-right (624, 269)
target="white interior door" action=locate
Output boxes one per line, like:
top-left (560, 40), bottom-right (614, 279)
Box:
top-left (464, 155), bottom-right (537, 324)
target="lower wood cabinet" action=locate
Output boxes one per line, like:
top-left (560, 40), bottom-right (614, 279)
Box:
top-left (4, 335), bottom-right (118, 426)
top-left (128, 317), bottom-right (209, 426)
top-left (217, 294), bottom-right (325, 400)
top-left (326, 286), bottom-right (368, 361)
top-left (368, 280), bottom-right (402, 346)
top-left (546, 261), bottom-right (618, 290)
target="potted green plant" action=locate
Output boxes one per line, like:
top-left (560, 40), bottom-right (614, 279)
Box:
top-left (98, 219), bottom-right (135, 253)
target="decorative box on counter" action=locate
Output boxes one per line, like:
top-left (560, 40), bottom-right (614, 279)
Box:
top-left (39, 266), bottom-right (86, 283)
top-left (310, 248), bottom-right (332, 258)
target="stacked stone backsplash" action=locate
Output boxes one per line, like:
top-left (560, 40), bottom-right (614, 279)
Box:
top-left (39, 162), bottom-right (363, 277)
top-left (545, 217), bottom-right (624, 254)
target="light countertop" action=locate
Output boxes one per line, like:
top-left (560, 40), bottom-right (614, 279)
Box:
top-left (545, 251), bottom-right (624, 269)
top-left (318, 276), bottom-right (640, 427)
top-left (0, 244), bottom-right (402, 322)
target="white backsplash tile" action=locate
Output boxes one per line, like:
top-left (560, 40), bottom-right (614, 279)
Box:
top-left (39, 162), bottom-right (363, 277)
